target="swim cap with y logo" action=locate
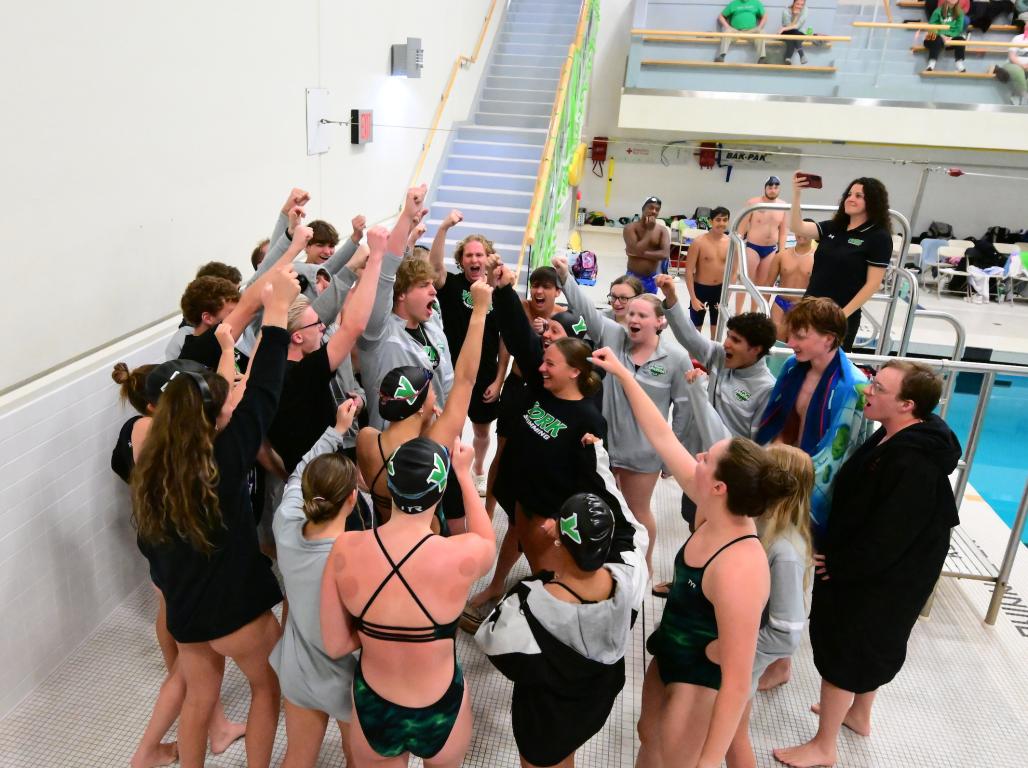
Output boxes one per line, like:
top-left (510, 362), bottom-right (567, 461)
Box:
top-left (558, 493), bottom-right (615, 571)
top-left (386, 437), bottom-right (451, 514)
top-left (379, 366), bottom-right (433, 422)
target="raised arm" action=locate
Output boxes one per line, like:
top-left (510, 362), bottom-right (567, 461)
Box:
top-left (684, 370), bottom-right (733, 447)
top-left (432, 281), bottom-right (491, 445)
top-left (326, 226), bottom-right (386, 371)
top-left (552, 256), bottom-right (619, 345)
top-left (589, 347), bottom-right (699, 497)
top-left (431, 210), bottom-right (463, 288)
top-left (656, 275), bottom-right (723, 369)
top-left (318, 214), bottom-right (366, 276)
top-left (448, 438), bottom-right (496, 574)
top-left (790, 173), bottom-right (820, 240)
top-left (492, 268), bottom-right (544, 389)
top-left (214, 322), bottom-right (238, 382)
top-left (248, 200), bottom-right (309, 287)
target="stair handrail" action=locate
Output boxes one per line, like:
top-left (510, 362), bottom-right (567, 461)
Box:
top-left (407, 0), bottom-right (500, 189)
top-left (630, 28), bottom-right (851, 43)
top-left (852, 21), bottom-right (949, 30)
top-left (519, 0), bottom-right (599, 274)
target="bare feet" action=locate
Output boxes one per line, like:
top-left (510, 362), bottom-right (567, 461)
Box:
top-left (468, 587), bottom-right (503, 610)
top-left (810, 703), bottom-right (872, 737)
top-left (773, 740), bottom-right (837, 767)
top-left (758, 657), bottom-right (793, 691)
top-left (209, 718), bottom-right (247, 755)
top-left (130, 741), bottom-right (178, 768)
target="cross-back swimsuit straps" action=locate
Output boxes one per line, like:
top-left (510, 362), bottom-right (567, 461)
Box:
top-left (646, 534), bottom-right (759, 689)
top-left (370, 433), bottom-right (449, 535)
top-left (351, 527), bottom-right (463, 759)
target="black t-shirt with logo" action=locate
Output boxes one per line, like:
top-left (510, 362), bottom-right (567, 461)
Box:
top-left (437, 271), bottom-right (501, 386)
top-left (805, 219), bottom-right (892, 311)
top-left (179, 324), bottom-right (250, 372)
top-left (267, 344), bottom-right (337, 474)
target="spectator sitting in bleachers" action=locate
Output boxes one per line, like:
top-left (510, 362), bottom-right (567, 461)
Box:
top-left (716, 0), bottom-right (768, 64)
top-left (991, 30), bottom-right (1028, 104)
top-left (925, 0), bottom-right (969, 72)
top-left (923, 0), bottom-right (970, 21)
top-left (780, 0), bottom-right (811, 65)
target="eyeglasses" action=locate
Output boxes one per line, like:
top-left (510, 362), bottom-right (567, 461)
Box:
top-left (297, 319), bottom-right (325, 332)
top-left (607, 294), bottom-right (638, 305)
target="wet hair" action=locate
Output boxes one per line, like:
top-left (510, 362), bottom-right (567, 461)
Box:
top-left (132, 371), bottom-right (230, 553)
top-left (394, 256), bottom-right (437, 301)
top-left (529, 266), bottom-right (559, 290)
top-left (832, 177), bottom-right (892, 234)
top-left (112, 362), bottom-right (157, 415)
top-left (286, 296), bottom-right (314, 334)
top-left (301, 453), bottom-right (358, 524)
top-left (179, 276), bottom-right (241, 327)
top-left (761, 445), bottom-right (814, 587)
top-left (308, 220), bottom-right (340, 247)
top-left (710, 206), bottom-right (731, 220)
top-left (454, 234), bottom-right (493, 267)
top-left (609, 274), bottom-right (644, 296)
top-left (714, 438), bottom-right (799, 518)
top-left (553, 338), bottom-right (601, 397)
top-left (881, 360), bottom-right (943, 419)
top-left (196, 261), bottom-right (242, 286)
top-left (784, 297), bottom-right (847, 349)
top-left (726, 313), bottom-right (778, 358)
top-left (251, 238), bottom-right (270, 271)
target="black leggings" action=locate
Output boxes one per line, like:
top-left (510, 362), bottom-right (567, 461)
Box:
top-left (782, 28), bottom-right (806, 59)
top-left (926, 35), bottom-right (966, 62)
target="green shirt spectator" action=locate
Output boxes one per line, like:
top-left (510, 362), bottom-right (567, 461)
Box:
top-left (721, 0), bottom-right (765, 31)
top-left (928, 6), bottom-right (964, 38)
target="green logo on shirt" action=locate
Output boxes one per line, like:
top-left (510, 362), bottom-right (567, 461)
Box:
top-left (648, 363), bottom-right (667, 376)
top-left (572, 316), bottom-right (587, 335)
top-left (735, 390), bottom-right (751, 401)
top-left (847, 238), bottom-right (864, 246)
top-left (461, 289), bottom-right (493, 313)
top-left (525, 401), bottom-right (568, 439)
top-left (560, 513), bottom-right (582, 544)
top-left (424, 345), bottom-right (439, 365)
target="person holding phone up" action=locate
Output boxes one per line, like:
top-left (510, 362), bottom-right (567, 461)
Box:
top-left (790, 173), bottom-right (893, 352)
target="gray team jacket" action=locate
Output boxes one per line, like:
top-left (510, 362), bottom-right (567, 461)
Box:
top-left (560, 272), bottom-right (695, 472)
top-left (358, 251), bottom-right (454, 429)
top-left (752, 533), bottom-right (809, 691)
top-left (663, 299), bottom-right (776, 440)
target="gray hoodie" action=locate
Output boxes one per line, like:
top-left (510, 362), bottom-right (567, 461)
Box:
top-left (560, 272), bottom-right (696, 471)
top-left (663, 300), bottom-right (776, 440)
top-left (358, 251), bottom-right (454, 429)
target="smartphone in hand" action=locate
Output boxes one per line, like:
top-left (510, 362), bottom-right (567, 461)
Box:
top-left (797, 172), bottom-right (823, 189)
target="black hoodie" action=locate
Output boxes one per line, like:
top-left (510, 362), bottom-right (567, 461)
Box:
top-left (821, 413), bottom-right (962, 586)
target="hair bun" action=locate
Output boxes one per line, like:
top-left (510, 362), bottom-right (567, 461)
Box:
top-left (112, 362), bottom-right (130, 384)
top-left (760, 464), bottom-right (798, 500)
top-left (303, 495), bottom-right (337, 524)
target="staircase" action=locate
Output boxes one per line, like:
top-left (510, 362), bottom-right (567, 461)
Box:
top-left (419, 0), bottom-right (584, 268)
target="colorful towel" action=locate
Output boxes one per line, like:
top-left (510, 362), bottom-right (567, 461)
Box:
top-left (756, 349), bottom-right (870, 542)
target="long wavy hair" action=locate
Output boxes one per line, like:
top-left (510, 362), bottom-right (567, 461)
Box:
top-left (761, 444), bottom-right (814, 588)
top-left (832, 177), bottom-right (892, 233)
top-left (131, 372), bottom-right (229, 553)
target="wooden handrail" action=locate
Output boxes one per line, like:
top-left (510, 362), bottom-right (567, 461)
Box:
top-left (852, 21), bottom-right (949, 30)
top-left (632, 27), bottom-right (850, 42)
top-left (407, 0), bottom-right (498, 187)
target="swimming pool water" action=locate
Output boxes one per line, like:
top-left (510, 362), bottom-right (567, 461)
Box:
top-left (944, 375), bottom-right (1028, 545)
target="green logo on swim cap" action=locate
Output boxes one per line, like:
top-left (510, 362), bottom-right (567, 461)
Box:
top-left (387, 457), bottom-right (396, 477)
top-left (427, 453), bottom-right (448, 492)
top-left (572, 316), bottom-right (587, 335)
top-left (394, 375), bottom-right (419, 405)
top-left (560, 513), bottom-right (582, 544)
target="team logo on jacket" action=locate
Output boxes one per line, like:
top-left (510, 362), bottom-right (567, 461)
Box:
top-left (461, 290), bottom-right (493, 313)
top-left (572, 316), bottom-right (587, 334)
top-left (847, 238), bottom-right (864, 246)
top-left (735, 390), bottom-right (751, 402)
top-left (648, 363), bottom-right (667, 377)
top-left (524, 401), bottom-right (567, 439)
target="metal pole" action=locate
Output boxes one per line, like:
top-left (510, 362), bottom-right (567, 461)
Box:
top-left (909, 167), bottom-right (932, 237)
top-left (896, 267), bottom-right (921, 356)
top-left (985, 476), bottom-right (1028, 625)
top-left (909, 309), bottom-right (966, 418)
top-left (953, 371), bottom-right (995, 507)
top-left (731, 232), bottom-right (770, 315)
top-left (715, 228), bottom-right (738, 342)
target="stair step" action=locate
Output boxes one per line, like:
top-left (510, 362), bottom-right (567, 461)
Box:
top-left (489, 64), bottom-right (565, 79)
top-left (435, 186), bottom-right (535, 209)
top-left (497, 42), bottom-right (571, 56)
top-left (482, 86), bottom-right (559, 103)
top-left (504, 23), bottom-right (578, 36)
top-left (440, 170), bottom-right (537, 193)
top-left (451, 139), bottom-right (543, 160)
top-left (493, 53), bottom-right (569, 68)
top-left (418, 236), bottom-right (522, 263)
top-left (500, 31), bottom-right (576, 45)
top-left (455, 125), bottom-right (547, 145)
top-left (447, 154), bottom-right (541, 174)
top-left (476, 112), bottom-right (552, 129)
top-left (479, 99), bottom-right (553, 116)
top-left (424, 220), bottom-right (528, 250)
top-left (429, 203), bottom-right (530, 228)
top-left (485, 74), bottom-right (559, 91)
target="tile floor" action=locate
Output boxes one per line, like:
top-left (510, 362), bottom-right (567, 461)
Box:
top-left (3, 477), bottom-right (1028, 767)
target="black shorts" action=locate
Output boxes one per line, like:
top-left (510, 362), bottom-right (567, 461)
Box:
top-left (468, 379), bottom-right (501, 425)
top-left (495, 372), bottom-right (526, 438)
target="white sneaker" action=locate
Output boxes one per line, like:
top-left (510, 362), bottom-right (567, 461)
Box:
top-left (474, 473), bottom-right (487, 497)
top-left (926, 59), bottom-right (937, 72)
top-left (956, 61), bottom-right (966, 73)
top-left (973, 294), bottom-right (985, 304)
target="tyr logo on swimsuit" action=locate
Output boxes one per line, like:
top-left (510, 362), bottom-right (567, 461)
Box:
top-left (524, 402), bottom-right (568, 439)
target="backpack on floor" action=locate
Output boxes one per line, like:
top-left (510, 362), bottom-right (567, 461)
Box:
top-left (928, 220), bottom-right (955, 239)
top-left (571, 250), bottom-right (598, 285)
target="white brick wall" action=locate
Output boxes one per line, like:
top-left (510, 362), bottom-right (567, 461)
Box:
top-left (0, 323), bottom-right (176, 717)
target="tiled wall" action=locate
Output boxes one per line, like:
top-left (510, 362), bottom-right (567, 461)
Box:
top-left (0, 327), bottom-right (173, 718)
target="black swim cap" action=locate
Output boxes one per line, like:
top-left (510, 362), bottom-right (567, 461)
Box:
top-left (550, 311), bottom-right (590, 342)
top-left (558, 493), bottom-right (615, 571)
top-left (379, 366), bottom-right (433, 422)
top-left (144, 359), bottom-right (212, 405)
top-left (386, 437), bottom-right (451, 514)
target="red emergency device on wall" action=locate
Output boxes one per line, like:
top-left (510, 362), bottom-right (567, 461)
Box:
top-left (591, 136), bottom-right (608, 162)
